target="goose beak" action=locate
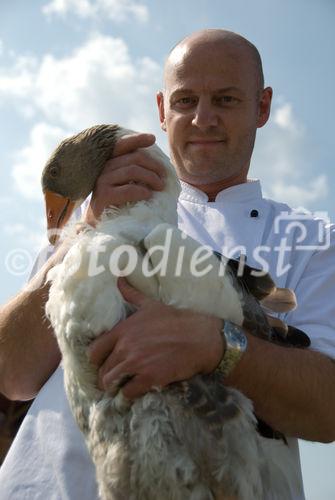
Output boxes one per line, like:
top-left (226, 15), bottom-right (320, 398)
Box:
top-left (44, 190), bottom-right (76, 245)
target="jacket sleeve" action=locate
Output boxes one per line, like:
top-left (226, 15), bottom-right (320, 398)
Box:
top-left (284, 225), bottom-right (335, 359)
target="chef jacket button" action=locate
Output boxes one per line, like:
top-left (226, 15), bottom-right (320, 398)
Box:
top-left (250, 209), bottom-right (259, 218)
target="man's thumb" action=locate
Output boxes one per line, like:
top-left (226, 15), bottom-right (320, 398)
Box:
top-left (114, 133), bottom-right (156, 157)
top-left (118, 277), bottom-right (150, 307)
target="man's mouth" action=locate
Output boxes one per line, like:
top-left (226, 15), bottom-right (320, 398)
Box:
top-left (187, 139), bottom-right (225, 147)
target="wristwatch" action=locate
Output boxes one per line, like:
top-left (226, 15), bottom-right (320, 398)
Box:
top-left (216, 321), bottom-right (248, 377)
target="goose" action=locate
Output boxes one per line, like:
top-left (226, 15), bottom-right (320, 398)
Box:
top-left (42, 124), bottom-right (309, 500)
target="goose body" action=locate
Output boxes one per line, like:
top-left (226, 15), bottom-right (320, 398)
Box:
top-left (43, 125), bottom-right (303, 500)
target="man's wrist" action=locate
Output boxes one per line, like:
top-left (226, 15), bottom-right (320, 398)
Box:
top-left (216, 321), bottom-right (248, 377)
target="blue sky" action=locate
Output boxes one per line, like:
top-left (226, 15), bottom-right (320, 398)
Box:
top-left (0, 1), bottom-right (334, 497)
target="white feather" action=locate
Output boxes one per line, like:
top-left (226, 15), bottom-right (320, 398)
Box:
top-left (45, 134), bottom-right (290, 499)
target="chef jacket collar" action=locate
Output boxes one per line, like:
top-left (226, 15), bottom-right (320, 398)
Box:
top-left (179, 179), bottom-right (262, 204)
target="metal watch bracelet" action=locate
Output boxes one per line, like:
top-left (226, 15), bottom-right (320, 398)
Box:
top-left (216, 320), bottom-right (248, 377)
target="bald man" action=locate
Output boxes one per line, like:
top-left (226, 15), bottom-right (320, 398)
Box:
top-left (0, 29), bottom-right (334, 500)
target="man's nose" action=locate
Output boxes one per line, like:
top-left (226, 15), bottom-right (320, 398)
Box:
top-left (191, 100), bottom-right (219, 129)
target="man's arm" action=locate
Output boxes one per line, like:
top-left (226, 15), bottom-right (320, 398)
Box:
top-left (224, 332), bottom-right (335, 443)
top-left (88, 213), bottom-right (335, 444)
top-left (89, 279), bottom-right (335, 444)
top-left (0, 249), bottom-right (63, 400)
top-left (0, 133), bottom-right (167, 401)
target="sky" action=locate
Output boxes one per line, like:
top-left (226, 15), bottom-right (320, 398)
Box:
top-left (0, 0), bottom-right (334, 498)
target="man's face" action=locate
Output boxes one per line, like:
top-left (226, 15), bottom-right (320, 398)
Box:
top-left (158, 40), bottom-right (271, 187)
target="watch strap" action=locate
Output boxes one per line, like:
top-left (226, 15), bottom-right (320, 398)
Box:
top-left (216, 320), bottom-right (248, 377)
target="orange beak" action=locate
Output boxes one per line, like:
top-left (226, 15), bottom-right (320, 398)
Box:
top-left (44, 190), bottom-right (76, 245)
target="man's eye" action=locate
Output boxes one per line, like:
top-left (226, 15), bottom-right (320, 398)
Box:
top-left (175, 96), bottom-right (197, 107)
top-left (217, 96), bottom-right (239, 104)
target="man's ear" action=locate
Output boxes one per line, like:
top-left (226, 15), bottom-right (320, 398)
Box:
top-left (257, 87), bottom-right (273, 128)
top-left (156, 91), bottom-right (167, 131)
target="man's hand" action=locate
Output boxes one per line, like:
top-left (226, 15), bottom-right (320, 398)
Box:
top-left (88, 278), bottom-right (223, 400)
top-left (84, 133), bottom-right (166, 226)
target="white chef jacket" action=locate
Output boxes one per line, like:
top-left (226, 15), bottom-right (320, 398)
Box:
top-left (1, 180), bottom-right (334, 500)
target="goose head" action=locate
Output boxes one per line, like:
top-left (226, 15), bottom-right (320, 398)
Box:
top-left (41, 124), bottom-right (181, 245)
top-left (42, 124), bottom-right (121, 244)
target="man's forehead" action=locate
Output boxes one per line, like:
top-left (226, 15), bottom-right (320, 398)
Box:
top-left (165, 47), bottom-right (249, 88)
top-left (164, 37), bottom-right (262, 94)
top-left (166, 39), bottom-right (250, 73)
top-left (166, 43), bottom-right (190, 70)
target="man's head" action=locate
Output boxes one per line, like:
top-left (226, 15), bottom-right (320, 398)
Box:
top-left (157, 29), bottom-right (272, 196)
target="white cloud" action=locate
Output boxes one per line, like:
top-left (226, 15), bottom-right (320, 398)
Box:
top-left (252, 101), bottom-right (328, 209)
top-left (0, 34), bottom-right (163, 200)
top-left (12, 122), bottom-right (67, 200)
top-left (270, 175), bottom-right (328, 206)
top-left (0, 37), bottom-right (328, 212)
top-left (42, 0), bottom-right (149, 23)
top-left (273, 103), bottom-right (301, 133)
top-left (33, 35), bottom-right (161, 130)
top-left (3, 221), bottom-right (46, 252)
top-left (0, 55), bottom-right (36, 99)
top-left (0, 34), bottom-right (162, 131)
top-left (43, 0), bottom-right (95, 18)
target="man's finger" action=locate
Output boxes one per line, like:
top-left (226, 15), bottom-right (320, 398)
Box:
top-left (103, 370), bottom-right (136, 395)
top-left (121, 375), bottom-right (153, 400)
top-left (88, 328), bottom-right (120, 367)
top-left (114, 133), bottom-right (156, 157)
top-left (104, 370), bottom-right (157, 400)
top-left (117, 277), bottom-right (152, 308)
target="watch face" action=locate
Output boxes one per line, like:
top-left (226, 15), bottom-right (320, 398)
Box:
top-left (225, 322), bottom-right (248, 352)
top-left (218, 321), bottom-right (248, 377)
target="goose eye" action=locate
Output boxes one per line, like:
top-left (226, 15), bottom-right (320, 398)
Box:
top-left (50, 167), bottom-right (59, 178)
